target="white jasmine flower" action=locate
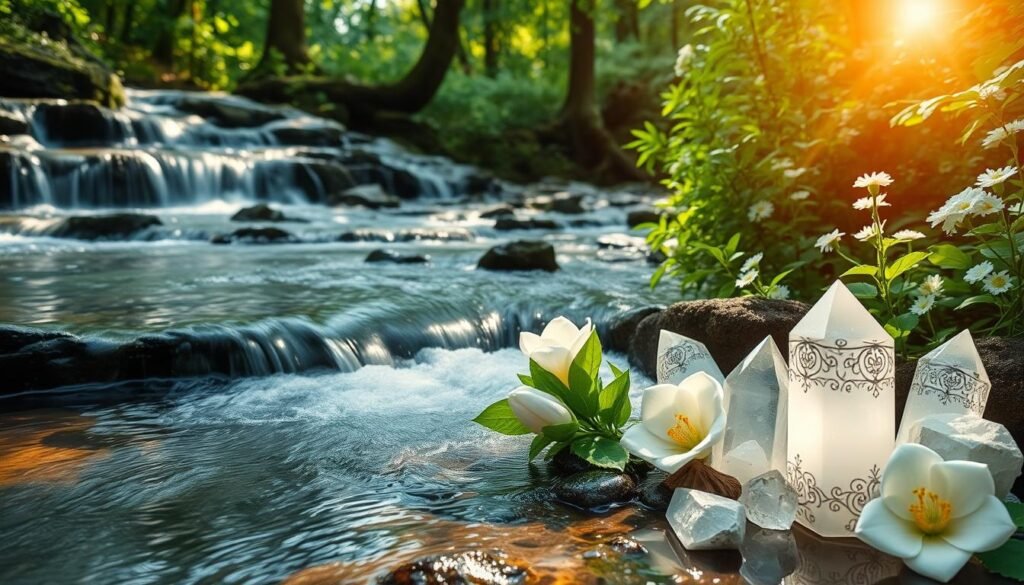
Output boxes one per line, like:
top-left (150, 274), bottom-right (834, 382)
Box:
top-left (674, 44), bottom-right (695, 77)
top-left (767, 284), bottom-right (791, 300)
top-left (981, 118), bottom-right (1024, 149)
top-left (748, 201), bottom-right (774, 222)
top-left (740, 252), bottom-right (763, 273)
top-left (854, 171), bottom-right (894, 195)
top-left (815, 229), bottom-right (844, 253)
top-left (964, 261), bottom-right (993, 284)
top-left (971, 193), bottom-right (1004, 216)
top-left (910, 294), bottom-right (936, 315)
top-left (893, 229), bottom-right (926, 241)
top-left (854, 221), bottom-right (885, 241)
top-left (983, 271), bottom-right (1013, 295)
top-left (790, 190), bottom-right (810, 201)
top-left (976, 166), bottom-right (1016, 188)
top-left (919, 275), bottom-right (944, 296)
top-left (736, 270), bottom-right (758, 288)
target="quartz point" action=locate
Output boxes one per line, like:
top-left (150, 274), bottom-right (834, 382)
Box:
top-left (740, 470), bottom-right (798, 530)
top-left (656, 330), bottom-right (724, 385)
top-left (897, 329), bottom-right (992, 443)
top-left (666, 488), bottom-right (745, 550)
top-left (713, 336), bottom-right (788, 482)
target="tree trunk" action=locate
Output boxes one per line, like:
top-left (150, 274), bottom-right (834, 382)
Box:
top-left (153, 0), bottom-right (187, 67)
top-left (365, 0), bottom-right (377, 42)
top-left (670, 0), bottom-right (680, 49)
top-left (614, 0), bottom-right (639, 42)
top-left (482, 0), bottom-right (499, 77)
top-left (121, 0), bottom-right (136, 43)
top-left (239, 0), bottom-right (466, 116)
top-left (257, 0), bottom-right (311, 75)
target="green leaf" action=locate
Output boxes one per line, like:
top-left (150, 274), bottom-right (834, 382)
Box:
top-left (928, 244), bottom-right (972, 270)
top-left (599, 369), bottom-right (632, 426)
top-left (956, 294), bottom-right (998, 310)
top-left (840, 265), bottom-right (879, 278)
top-left (568, 332), bottom-right (603, 416)
top-left (885, 251), bottom-right (931, 281)
top-left (846, 282), bottom-right (879, 299)
top-left (529, 434), bottom-right (554, 461)
top-left (530, 359), bottom-right (590, 416)
top-left (1007, 502), bottom-right (1024, 529)
top-left (472, 399), bottom-right (531, 436)
top-left (570, 436), bottom-right (629, 471)
top-left (542, 421), bottom-right (579, 441)
top-left (885, 313), bottom-right (919, 340)
top-left (769, 269), bottom-right (794, 286)
top-left (977, 539), bottom-right (1024, 581)
top-left (544, 440), bottom-right (570, 461)
top-left (724, 232), bottom-right (741, 256)
top-left (517, 374), bottom-right (534, 387)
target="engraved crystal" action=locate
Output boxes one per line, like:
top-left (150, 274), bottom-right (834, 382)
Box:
top-left (656, 330), bottom-right (724, 385)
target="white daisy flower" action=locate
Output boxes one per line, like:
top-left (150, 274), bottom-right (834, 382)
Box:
top-left (790, 190), bottom-right (810, 201)
top-left (964, 261), bottom-right (994, 284)
top-left (854, 224), bottom-right (877, 241)
top-left (767, 284), bottom-right (791, 300)
top-left (919, 274), bottom-right (944, 297)
top-left (674, 44), bottom-right (695, 77)
top-left (927, 187), bottom-right (986, 234)
top-left (852, 193), bottom-right (891, 210)
top-left (736, 270), bottom-right (758, 288)
top-left (748, 201), bottom-right (774, 222)
top-left (971, 193), bottom-right (1004, 216)
top-left (741, 252), bottom-right (763, 273)
top-left (815, 229), bottom-right (844, 253)
top-left (977, 84), bottom-right (1005, 100)
top-left (910, 294), bottom-right (936, 316)
top-left (853, 172), bottom-right (894, 195)
top-left (976, 166), bottom-right (1016, 188)
top-left (893, 229), bottom-right (926, 241)
top-left (983, 270), bottom-right (1013, 295)
top-left (982, 119), bottom-right (1024, 149)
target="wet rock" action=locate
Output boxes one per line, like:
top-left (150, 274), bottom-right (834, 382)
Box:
top-left (0, 110), bottom-right (28, 135)
top-left (296, 161), bottom-right (357, 201)
top-left (604, 306), bottom-right (663, 354)
top-left (629, 297), bottom-right (808, 380)
top-left (493, 218), bottom-right (562, 231)
top-left (479, 204), bottom-right (515, 219)
top-left (379, 551), bottom-right (530, 585)
top-left (365, 249), bottom-right (429, 264)
top-left (31, 102), bottom-right (128, 146)
top-left (667, 489), bottom-right (746, 550)
top-left (549, 449), bottom-right (596, 475)
top-left (567, 219), bottom-right (607, 228)
top-left (176, 96), bottom-right (285, 128)
top-left (478, 240), bottom-right (559, 272)
top-left (211, 227), bottom-right (295, 244)
top-left (329, 184), bottom-right (401, 209)
top-left (627, 210), bottom-right (661, 228)
top-left (338, 228), bottom-right (473, 243)
top-left (231, 204), bottom-right (285, 222)
top-left (607, 536), bottom-right (648, 556)
top-left (597, 234), bottom-right (645, 250)
top-left (267, 124), bottom-right (344, 147)
top-left (553, 470), bottom-right (637, 509)
top-left (638, 475), bottom-right (673, 511)
top-left (49, 213), bottom-right (162, 240)
top-left (529, 192), bottom-right (585, 214)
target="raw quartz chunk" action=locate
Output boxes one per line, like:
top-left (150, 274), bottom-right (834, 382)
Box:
top-left (740, 470), bottom-right (798, 531)
top-left (666, 488), bottom-right (745, 550)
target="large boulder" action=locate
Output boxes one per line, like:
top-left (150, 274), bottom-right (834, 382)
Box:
top-left (31, 102), bottom-right (127, 146)
top-left (629, 298), bottom-right (808, 379)
top-left (603, 306), bottom-right (663, 355)
top-left (231, 204), bottom-right (285, 222)
top-left (0, 110), bottom-right (28, 135)
top-left (49, 214), bottom-right (162, 240)
top-left (210, 227), bottom-right (295, 244)
top-left (478, 240), bottom-right (559, 272)
top-left (364, 249), bottom-right (428, 264)
top-left (175, 96), bottom-right (285, 128)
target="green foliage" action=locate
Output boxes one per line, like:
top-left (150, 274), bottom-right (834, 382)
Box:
top-left (472, 398), bottom-right (532, 435)
top-left (976, 502), bottom-right (1024, 581)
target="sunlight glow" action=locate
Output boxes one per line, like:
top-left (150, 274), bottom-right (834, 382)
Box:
top-left (897, 0), bottom-right (943, 34)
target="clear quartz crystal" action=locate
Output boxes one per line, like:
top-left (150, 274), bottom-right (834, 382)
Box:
top-left (666, 488), bottom-right (746, 550)
top-left (740, 470), bottom-right (798, 531)
top-left (740, 527), bottom-right (798, 585)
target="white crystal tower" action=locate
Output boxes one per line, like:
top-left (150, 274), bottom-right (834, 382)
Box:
top-left (896, 329), bottom-right (991, 443)
top-left (787, 281), bottom-right (895, 537)
top-left (713, 336), bottom-right (788, 483)
top-left (656, 330), bottom-right (724, 385)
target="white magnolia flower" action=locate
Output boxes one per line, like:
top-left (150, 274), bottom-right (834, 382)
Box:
top-left (619, 372), bottom-right (726, 473)
top-left (910, 294), bottom-right (936, 315)
top-left (976, 166), bottom-right (1016, 188)
top-left (790, 190), bottom-right (810, 201)
top-left (674, 44), bottom-right (695, 77)
top-left (740, 252), bottom-right (763, 273)
top-left (767, 284), bottom-right (791, 300)
top-left (919, 274), bottom-right (944, 297)
top-left (854, 171), bottom-right (894, 195)
top-left (519, 316), bottom-right (593, 385)
top-left (748, 201), bottom-right (774, 222)
top-left (855, 443), bottom-right (1015, 583)
top-left (815, 229), bottom-right (844, 253)
top-left (507, 386), bottom-right (573, 434)
top-left (964, 261), bottom-right (994, 284)
top-left (981, 118), bottom-right (1024, 149)
top-left (972, 193), bottom-right (1004, 216)
top-left (983, 270), bottom-right (1013, 295)
top-left (736, 270), bottom-right (758, 288)
top-left (893, 229), bottom-right (926, 241)
top-left (853, 193), bottom-right (891, 210)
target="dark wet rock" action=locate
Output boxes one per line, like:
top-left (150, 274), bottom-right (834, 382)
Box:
top-left (550, 449), bottom-right (597, 475)
top-left (0, 110), bottom-right (28, 135)
top-left (478, 240), bottom-right (559, 272)
top-left (567, 219), bottom-right (606, 228)
top-left (605, 193), bottom-right (645, 207)
top-left (211, 227), bottom-right (295, 244)
top-left (297, 161), bottom-right (357, 201)
top-left (176, 96), bottom-right (285, 128)
top-left (638, 476), bottom-right (673, 511)
top-left (528, 192), bottom-right (585, 214)
top-left (464, 171), bottom-right (499, 196)
top-left (231, 204), bottom-right (285, 222)
top-left (604, 306), bottom-right (664, 354)
top-left (365, 249), bottom-right (429, 264)
top-left (627, 210), bottom-right (661, 228)
top-left (897, 336), bottom-right (1024, 496)
top-left (494, 218), bottom-right (562, 231)
top-left (30, 102), bottom-right (127, 146)
top-left (329, 184), bottom-right (401, 209)
top-left (378, 551), bottom-right (530, 585)
top-left (338, 228), bottom-right (473, 243)
top-left (629, 297), bottom-right (809, 379)
top-left (608, 536), bottom-right (648, 556)
top-left (553, 470), bottom-right (637, 509)
top-left (267, 124), bottom-right (344, 147)
top-left (479, 204), bottom-right (515, 219)
top-left (597, 234), bottom-right (645, 250)
top-left (49, 213), bottom-right (162, 240)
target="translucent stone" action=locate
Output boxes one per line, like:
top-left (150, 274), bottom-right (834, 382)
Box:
top-left (666, 488), bottom-right (745, 550)
top-left (656, 330), bottom-right (724, 385)
top-left (908, 413), bottom-right (1023, 499)
top-left (713, 336), bottom-right (788, 480)
top-left (740, 470), bottom-right (798, 531)
top-left (740, 527), bottom-right (798, 585)
top-left (897, 329), bottom-right (992, 443)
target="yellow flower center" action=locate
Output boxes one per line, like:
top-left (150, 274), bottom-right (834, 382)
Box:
top-left (957, 201), bottom-right (973, 211)
top-left (991, 276), bottom-right (1006, 288)
top-left (909, 487), bottom-right (952, 535)
top-left (666, 414), bottom-right (706, 450)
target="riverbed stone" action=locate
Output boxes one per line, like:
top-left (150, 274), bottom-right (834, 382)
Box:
top-left (549, 449), bottom-right (595, 475)
top-left (627, 209), bottom-right (660, 227)
top-left (477, 240), bottom-right (559, 272)
top-left (0, 110), bottom-right (28, 136)
top-left (493, 217), bottom-right (562, 231)
top-left (176, 95), bottom-right (285, 128)
top-left (267, 123), bottom-right (344, 147)
top-left (364, 249), bottom-right (429, 264)
top-left (329, 184), bottom-right (401, 209)
top-left (907, 414), bottom-right (1023, 499)
top-left (553, 470), bottom-right (637, 509)
top-left (378, 551), bottom-right (530, 585)
top-left (604, 306), bottom-right (663, 354)
top-left (211, 227), bottom-right (295, 244)
top-left (527, 192), bottom-right (585, 214)
top-left (638, 474), bottom-right (673, 511)
top-left (479, 204), bottom-right (515, 219)
top-left (667, 488), bottom-right (746, 550)
top-left (629, 297), bottom-right (808, 381)
top-left (338, 228), bottom-right (473, 243)
top-left (49, 213), bottom-right (162, 240)
top-left (231, 204), bottom-right (286, 222)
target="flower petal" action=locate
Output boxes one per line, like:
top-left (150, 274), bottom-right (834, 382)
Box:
top-left (531, 346), bottom-right (572, 386)
top-left (568, 319), bottom-right (593, 360)
top-left (855, 498), bottom-right (923, 559)
top-left (941, 496), bottom-right (1016, 553)
top-left (508, 386), bottom-right (572, 434)
top-left (519, 332), bottom-right (544, 356)
top-left (930, 460), bottom-right (994, 518)
top-left (903, 537), bottom-right (972, 583)
top-left (882, 443), bottom-right (943, 520)
top-left (620, 424), bottom-right (694, 473)
top-left (541, 316), bottom-right (580, 346)
top-left (639, 384), bottom-right (683, 436)
top-left (678, 372), bottom-right (723, 431)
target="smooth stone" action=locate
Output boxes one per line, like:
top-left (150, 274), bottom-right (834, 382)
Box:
top-left (477, 240), bottom-right (559, 272)
top-left (549, 449), bottom-right (595, 475)
top-left (667, 488), bottom-right (746, 550)
top-left (552, 470), bottom-right (637, 510)
top-left (479, 204), bottom-right (515, 219)
top-left (739, 527), bottom-right (799, 585)
top-left (364, 249), bottom-right (428, 264)
top-left (637, 475), bottom-right (673, 511)
top-left (49, 213), bottom-right (162, 240)
top-left (337, 228), bottom-right (473, 243)
top-left (596, 234), bottom-right (645, 250)
top-left (0, 110), bottom-right (28, 135)
top-left (378, 551), bottom-right (530, 585)
top-left (231, 204), bottom-right (285, 222)
top-left (607, 535), bottom-right (648, 556)
top-left (493, 217), bottom-right (562, 231)
top-left (527, 192), bottom-right (585, 214)
top-left (210, 227), bottom-right (295, 244)
top-left (908, 413), bottom-right (1023, 499)
top-left (604, 306), bottom-right (664, 354)
top-left (627, 209), bottom-right (660, 227)
top-left (329, 184), bottom-right (401, 209)
top-left (739, 470), bottom-right (798, 531)
top-left (175, 95), bottom-right (285, 128)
